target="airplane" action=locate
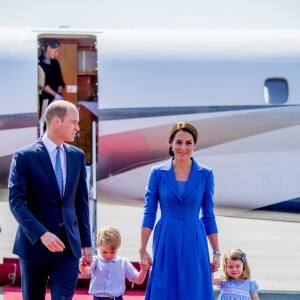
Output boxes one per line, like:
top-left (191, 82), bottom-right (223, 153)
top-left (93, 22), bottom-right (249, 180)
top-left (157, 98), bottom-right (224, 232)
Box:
top-left (0, 26), bottom-right (300, 219)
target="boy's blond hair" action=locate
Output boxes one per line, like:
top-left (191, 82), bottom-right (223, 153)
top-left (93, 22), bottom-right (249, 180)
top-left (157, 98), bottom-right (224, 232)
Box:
top-left (96, 226), bottom-right (121, 250)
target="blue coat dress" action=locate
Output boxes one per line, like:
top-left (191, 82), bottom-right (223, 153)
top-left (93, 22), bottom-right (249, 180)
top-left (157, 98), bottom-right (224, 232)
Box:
top-left (142, 157), bottom-right (218, 300)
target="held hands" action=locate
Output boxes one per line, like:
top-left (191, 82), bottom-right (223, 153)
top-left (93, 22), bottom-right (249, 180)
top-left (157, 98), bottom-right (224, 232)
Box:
top-left (81, 247), bottom-right (93, 267)
top-left (40, 232), bottom-right (65, 252)
top-left (80, 257), bottom-right (92, 268)
top-left (79, 248), bottom-right (92, 275)
top-left (140, 258), bottom-right (151, 271)
top-left (211, 254), bottom-right (221, 273)
top-left (139, 250), bottom-right (152, 271)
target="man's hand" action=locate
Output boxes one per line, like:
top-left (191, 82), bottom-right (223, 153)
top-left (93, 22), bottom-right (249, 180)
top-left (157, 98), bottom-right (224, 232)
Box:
top-left (81, 247), bottom-right (92, 266)
top-left (40, 232), bottom-right (65, 252)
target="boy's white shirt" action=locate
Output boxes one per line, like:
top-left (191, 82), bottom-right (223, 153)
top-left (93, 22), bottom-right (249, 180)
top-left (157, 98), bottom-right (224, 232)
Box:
top-left (88, 255), bottom-right (138, 297)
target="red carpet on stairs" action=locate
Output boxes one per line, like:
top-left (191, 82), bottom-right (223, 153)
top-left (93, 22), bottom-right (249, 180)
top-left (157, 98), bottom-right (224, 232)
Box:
top-left (2, 286), bottom-right (145, 299)
top-left (1, 259), bottom-right (147, 299)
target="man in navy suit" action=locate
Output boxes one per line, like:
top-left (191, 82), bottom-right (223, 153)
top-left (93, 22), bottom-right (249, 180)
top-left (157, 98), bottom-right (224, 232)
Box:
top-left (8, 100), bottom-right (92, 300)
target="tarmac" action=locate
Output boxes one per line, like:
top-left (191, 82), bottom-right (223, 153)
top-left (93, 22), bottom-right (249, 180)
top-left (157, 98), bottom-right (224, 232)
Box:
top-left (1, 188), bottom-right (300, 299)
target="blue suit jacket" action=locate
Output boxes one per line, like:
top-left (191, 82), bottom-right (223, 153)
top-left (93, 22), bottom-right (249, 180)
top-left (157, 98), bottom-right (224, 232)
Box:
top-left (8, 138), bottom-right (91, 260)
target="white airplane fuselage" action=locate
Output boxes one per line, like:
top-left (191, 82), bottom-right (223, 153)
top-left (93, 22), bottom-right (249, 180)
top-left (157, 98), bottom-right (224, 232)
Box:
top-left (1, 27), bottom-right (300, 213)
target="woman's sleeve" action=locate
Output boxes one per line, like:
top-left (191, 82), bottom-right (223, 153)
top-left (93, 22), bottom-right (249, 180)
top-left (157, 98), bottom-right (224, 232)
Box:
top-left (200, 169), bottom-right (218, 234)
top-left (141, 167), bottom-right (159, 229)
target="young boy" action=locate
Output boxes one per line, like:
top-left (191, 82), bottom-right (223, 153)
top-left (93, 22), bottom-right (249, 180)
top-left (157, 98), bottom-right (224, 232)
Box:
top-left (80, 226), bottom-right (149, 300)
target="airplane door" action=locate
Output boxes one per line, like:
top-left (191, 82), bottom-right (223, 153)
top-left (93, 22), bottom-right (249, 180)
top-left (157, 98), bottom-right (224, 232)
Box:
top-left (38, 33), bottom-right (98, 165)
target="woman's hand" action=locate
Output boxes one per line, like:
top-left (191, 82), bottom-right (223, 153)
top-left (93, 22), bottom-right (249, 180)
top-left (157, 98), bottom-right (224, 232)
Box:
top-left (211, 254), bottom-right (220, 272)
top-left (139, 249), bottom-right (153, 269)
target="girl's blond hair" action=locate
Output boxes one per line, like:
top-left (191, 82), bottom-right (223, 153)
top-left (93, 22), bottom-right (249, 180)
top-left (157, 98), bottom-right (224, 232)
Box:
top-left (223, 248), bottom-right (251, 280)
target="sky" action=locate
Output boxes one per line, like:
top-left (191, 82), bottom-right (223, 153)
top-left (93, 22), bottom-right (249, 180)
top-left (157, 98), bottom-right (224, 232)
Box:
top-left (1, 0), bottom-right (300, 29)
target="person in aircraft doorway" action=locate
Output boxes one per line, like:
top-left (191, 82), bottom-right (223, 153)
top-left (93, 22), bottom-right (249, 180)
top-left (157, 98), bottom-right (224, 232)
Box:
top-left (38, 38), bottom-right (65, 118)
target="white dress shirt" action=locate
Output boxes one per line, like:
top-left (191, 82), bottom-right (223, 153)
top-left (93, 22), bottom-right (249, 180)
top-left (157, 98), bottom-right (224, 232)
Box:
top-left (42, 134), bottom-right (66, 193)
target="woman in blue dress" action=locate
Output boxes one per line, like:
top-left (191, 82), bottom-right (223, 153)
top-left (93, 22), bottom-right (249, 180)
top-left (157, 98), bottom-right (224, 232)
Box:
top-left (139, 121), bottom-right (220, 300)
top-left (212, 248), bottom-right (260, 300)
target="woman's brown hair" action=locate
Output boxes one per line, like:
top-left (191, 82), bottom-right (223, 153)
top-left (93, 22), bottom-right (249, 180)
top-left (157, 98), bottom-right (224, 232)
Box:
top-left (168, 122), bottom-right (198, 156)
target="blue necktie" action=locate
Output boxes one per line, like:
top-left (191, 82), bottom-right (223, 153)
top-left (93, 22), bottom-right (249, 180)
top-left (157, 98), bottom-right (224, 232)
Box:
top-left (55, 146), bottom-right (64, 198)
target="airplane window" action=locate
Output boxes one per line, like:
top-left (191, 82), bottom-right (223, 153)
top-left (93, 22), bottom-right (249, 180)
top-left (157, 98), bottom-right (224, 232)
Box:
top-left (264, 78), bottom-right (288, 104)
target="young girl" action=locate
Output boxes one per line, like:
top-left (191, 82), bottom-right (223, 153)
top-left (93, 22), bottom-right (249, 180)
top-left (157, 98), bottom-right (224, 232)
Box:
top-left (212, 248), bottom-right (260, 300)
